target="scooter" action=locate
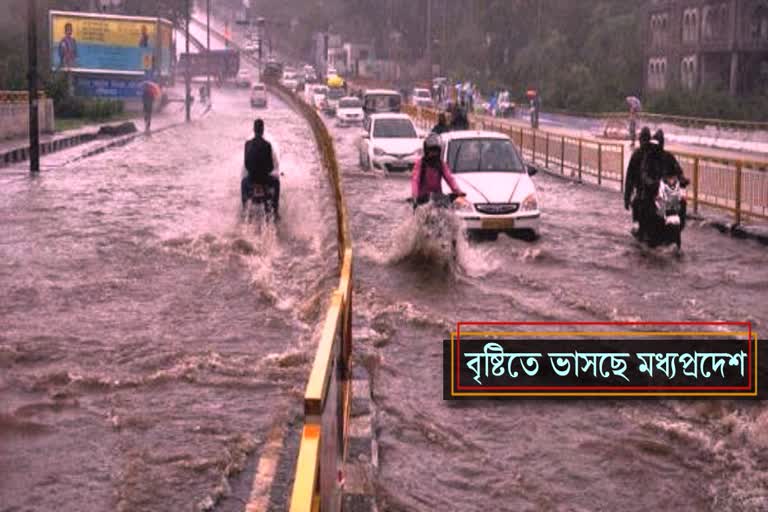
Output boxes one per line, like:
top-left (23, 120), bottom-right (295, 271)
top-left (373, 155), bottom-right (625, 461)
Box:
top-left (635, 175), bottom-right (686, 250)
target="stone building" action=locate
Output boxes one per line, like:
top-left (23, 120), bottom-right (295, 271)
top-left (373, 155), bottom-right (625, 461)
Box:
top-left (645, 0), bottom-right (768, 95)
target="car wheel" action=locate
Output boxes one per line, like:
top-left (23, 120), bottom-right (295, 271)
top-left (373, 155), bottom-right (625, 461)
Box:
top-left (516, 229), bottom-right (539, 242)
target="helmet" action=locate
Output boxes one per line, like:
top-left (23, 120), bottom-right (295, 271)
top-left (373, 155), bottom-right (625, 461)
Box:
top-left (639, 126), bottom-right (651, 145)
top-left (423, 133), bottom-right (442, 156)
top-left (652, 129), bottom-right (665, 150)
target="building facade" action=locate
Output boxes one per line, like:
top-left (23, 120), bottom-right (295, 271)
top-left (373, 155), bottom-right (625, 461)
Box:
top-left (645, 0), bottom-right (768, 95)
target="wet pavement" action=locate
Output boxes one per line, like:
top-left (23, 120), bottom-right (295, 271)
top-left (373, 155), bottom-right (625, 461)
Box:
top-left (325, 119), bottom-right (768, 511)
top-left (0, 87), bottom-right (338, 511)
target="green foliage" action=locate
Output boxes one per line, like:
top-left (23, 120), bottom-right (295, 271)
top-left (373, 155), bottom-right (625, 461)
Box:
top-left (55, 94), bottom-right (124, 120)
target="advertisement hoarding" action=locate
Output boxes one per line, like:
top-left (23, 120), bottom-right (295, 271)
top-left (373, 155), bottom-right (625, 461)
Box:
top-left (50, 11), bottom-right (173, 77)
top-left (73, 75), bottom-right (145, 99)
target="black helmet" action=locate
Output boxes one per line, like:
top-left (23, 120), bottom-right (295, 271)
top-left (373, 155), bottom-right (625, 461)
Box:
top-left (639, 126), bottom-right (651, 145)
top-left (423, 133), bottom-right (442, 155)
top-left (652, 129), bottom-right (664, 150)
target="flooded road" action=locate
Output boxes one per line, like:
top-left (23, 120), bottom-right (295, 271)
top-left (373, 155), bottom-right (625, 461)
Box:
top-left (326, 121), bottom-right (768, 511)
top-left (0, 89), bottom-right (338, 511)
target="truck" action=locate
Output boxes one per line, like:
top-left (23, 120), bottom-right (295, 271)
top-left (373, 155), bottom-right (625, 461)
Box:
top-left (177, 50), bottom-right (240, 82)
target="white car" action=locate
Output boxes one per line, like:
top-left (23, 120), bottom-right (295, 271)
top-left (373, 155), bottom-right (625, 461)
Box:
top-left (235, 69), bottom-right (251, 88)
top-left (325, 87), bottom-right (345, 116)
top-left (359, 113), bottom-right (422, 173)
top-left (440, 131), bottom-right (541, 239)
top-left (250, 83), bottom-right (267, 108)
top-left (336, 96), bottom-right (364, 126)
top-left (412, 87), bottom-right (433, 107)
top-left (244, 42), bottom-right (258, 55)
top-left (280, 71), bottom-right (299, 91)
top-left (311, 85), bottom-right (329, 109)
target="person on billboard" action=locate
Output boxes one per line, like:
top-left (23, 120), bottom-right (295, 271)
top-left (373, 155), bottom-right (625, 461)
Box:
top-left (139, 26), bottom-right (150, 48)
top-left (58, 22), bottom-right (78, 68)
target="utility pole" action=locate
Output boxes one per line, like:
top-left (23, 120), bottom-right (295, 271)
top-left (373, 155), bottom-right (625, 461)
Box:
top-left (27, 0), bottom-right (40, 174)
top-left (185, 0), bottom-right (191, 122)
top-left (206, 0), bottom-right (211, 105)
top-left (536, 0), bottom-right (542, 91)
top-left (426, 0), bottom-right (432, 76)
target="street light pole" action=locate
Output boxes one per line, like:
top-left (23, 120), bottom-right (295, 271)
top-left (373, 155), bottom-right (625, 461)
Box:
top-left (185, 0), bottom-right (191, 122)
top-left (206, 0), bottom-right (211, 105)
top-left (27, 0), bottom-right (40, 174)
top-left (426, 0), bottom-right (432, 76)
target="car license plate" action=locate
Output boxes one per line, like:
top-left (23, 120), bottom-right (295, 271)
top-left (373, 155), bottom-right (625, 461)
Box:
top-left (482, 218), bottom-right (514, 230)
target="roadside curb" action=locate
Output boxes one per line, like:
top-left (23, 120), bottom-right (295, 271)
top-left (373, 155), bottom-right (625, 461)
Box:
top-left (532, 162), bottom-right (768, 246)
top-left (1, 131), bottom-right (98, 167)
top-left (1, 109), bottom-right (208, 169)
top-left (342, 364), bottom-right (378, 512)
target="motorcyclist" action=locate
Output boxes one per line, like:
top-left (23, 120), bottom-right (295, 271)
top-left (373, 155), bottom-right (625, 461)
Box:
top-left (411, 133), bottom-right (467, 207)
top-left (242, 118), bottom-right (281, 218)
top-left (624, 127), bottom-right (653, 225)
top-left (431, 113), bottom-right (450, 135)
top-left (653, 130), bottom-right (689, 186)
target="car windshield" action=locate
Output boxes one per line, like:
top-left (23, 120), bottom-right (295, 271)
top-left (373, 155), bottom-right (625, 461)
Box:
top-left (339, 98), bottom-right (361, 108)
top-left (253, 85), bottom-right (264, 91)
top-left (373, 119), bottom-right (416, 138)
top-left (365, 94), bottom-right (401, 112)
top-left (415, 90), bottom-right (430, 97)
top-left (447, 139), bottom-right (525, 173)
top-left (328, 89), bottom-right (345, 99)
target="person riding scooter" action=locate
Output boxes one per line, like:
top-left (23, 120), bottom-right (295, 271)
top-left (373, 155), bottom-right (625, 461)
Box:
top-left (411, 134), bottom-right (467, 207)
top-left (242, 118), bottom-right (281, 219)
top-left (635, 130), bottom-right (688, 244)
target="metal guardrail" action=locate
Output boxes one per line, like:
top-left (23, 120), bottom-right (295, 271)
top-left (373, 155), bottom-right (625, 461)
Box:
top-left (404, 105), bottom-right (626, 190)
top-left (536, 110), bottom-right (768, 131)
top-left (405, 105), bottom-right (768, 223)
top-left (265, 82), bottom-right (353, 511)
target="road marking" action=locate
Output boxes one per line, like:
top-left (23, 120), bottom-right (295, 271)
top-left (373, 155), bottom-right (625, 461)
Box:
top-left (245, 421), bottom-right (287, 512)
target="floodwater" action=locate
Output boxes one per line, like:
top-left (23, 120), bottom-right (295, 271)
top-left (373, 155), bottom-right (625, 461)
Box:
top-left (327, 119), bottom-right (768, 511)
top-left (0, 89), bottom-right (338, 511)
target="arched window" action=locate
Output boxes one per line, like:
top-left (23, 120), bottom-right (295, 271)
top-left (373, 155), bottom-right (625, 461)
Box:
top-left (753, 4), bottom-right (768, 40)
top-left (717, 4), bottom-right (728, 36)
top-left (691, 10), bottom-right (699, 41)
top-left (703, 6), bottom-right (712, 39)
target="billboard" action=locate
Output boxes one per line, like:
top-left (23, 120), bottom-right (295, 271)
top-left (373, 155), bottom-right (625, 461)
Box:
top-left (50, 11), bottom-right (173, 76)
top-left (73, 76), bottom-right (145, 99)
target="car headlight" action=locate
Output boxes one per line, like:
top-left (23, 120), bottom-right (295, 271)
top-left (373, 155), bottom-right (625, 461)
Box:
top-left (413, 148), bottom-right (423, 157)
top-left (373, 147), bottom-right (385, 156)
top-left (522, 193), bottom-right (538, 212)
top-left (457, 200), bottom-right (474, 211)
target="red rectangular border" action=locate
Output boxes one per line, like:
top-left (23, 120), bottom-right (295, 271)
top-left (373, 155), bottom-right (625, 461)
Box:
top-left (455, 321), bottom-right (753, 392)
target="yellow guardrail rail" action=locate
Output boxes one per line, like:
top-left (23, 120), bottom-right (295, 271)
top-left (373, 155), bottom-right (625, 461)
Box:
top-left (405, 105), bottom-right (626, 190)
top-left (405, 105), bottom-right (768, 224)
top-left (265, 80), bottom-right (353, 511)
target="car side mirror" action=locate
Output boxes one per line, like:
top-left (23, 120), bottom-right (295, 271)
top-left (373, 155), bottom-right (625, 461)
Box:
top-left (362, 133), bottom-right (369, 139)
top-left (527, 164), bottom-right (538, 176)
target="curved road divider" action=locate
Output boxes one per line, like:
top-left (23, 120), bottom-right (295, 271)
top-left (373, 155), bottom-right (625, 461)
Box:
top-left (406, 105), bottom-right (768, 224)
top-left (266, 81), bottom-right (353, 512)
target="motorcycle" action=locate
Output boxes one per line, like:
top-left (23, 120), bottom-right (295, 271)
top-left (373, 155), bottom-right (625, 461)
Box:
top-left (242, 178), bottom-right (280, 224)
top-left (635, 175), bottom-right (686, 250)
